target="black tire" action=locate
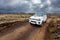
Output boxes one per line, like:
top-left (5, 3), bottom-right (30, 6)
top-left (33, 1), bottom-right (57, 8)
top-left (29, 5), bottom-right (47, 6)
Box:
top-left (30, 23), bottom-right (33, 25)
top-left (44, 21), bottom-right (46, 23)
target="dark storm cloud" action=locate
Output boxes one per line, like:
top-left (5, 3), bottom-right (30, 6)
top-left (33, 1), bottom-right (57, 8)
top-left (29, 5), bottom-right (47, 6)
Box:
top-left (0, 0), bottom-right (31, 13)
top-left (51, 0), bottom-right (60, 8)
top-left (0, 0), bottom-right (60, 13)
top-left (47, 0), bottom-right (60, 13)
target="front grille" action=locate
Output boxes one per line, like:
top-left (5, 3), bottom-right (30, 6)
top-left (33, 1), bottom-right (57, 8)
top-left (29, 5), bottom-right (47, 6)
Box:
top-left (31, 21), bottom-right (35, 22)
top-left (31, 21), bottom-right (36, 23)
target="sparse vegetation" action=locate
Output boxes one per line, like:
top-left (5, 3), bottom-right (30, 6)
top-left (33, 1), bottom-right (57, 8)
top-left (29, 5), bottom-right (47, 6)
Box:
top-left (0, 13), bottom-right (60, 40)
top-left (46, 15), bottom-right (60, 40)
top-left (0, 14), bottom-right (33, 24)
top-left (0, 13), bottom-right (33, 31)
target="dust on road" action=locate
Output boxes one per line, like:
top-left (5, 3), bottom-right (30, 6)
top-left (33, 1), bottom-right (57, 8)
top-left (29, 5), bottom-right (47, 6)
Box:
top-left (0, 19), bottom-right (51, 40)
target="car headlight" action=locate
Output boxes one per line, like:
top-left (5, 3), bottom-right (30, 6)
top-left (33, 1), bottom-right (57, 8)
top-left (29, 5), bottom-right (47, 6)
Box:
top-left (29, 18), bottom-right (32, 20)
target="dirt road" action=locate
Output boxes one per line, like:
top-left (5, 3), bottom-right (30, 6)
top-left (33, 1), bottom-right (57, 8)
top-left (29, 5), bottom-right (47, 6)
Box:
top-left (0, 19), bottom-right (51, 40)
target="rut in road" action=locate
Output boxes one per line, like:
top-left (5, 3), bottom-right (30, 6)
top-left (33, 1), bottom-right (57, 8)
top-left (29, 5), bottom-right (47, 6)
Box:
top-left (0, 19), bottom-right (51, 40)
top-left (0, 22), bottom-right (39, 40)
top-left (0, 21), bottom-right (28, 37)
top-left (15, 25), bottom-right (40, 40)
top-left (26, 19), bottom-right (52, 40)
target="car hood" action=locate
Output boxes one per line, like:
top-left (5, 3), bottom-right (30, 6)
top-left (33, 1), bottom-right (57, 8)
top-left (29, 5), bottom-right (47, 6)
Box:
top-left (30, 16), bottom-right (43, 19)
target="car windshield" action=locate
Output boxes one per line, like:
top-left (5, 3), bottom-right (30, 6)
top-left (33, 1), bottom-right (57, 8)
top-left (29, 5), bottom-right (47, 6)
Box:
top-left (34, 12), bottom-right (46, 16)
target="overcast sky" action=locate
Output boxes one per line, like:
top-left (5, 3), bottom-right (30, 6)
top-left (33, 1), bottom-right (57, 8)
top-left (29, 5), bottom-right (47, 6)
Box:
top-left (0, 0), bottom-right (60, 13)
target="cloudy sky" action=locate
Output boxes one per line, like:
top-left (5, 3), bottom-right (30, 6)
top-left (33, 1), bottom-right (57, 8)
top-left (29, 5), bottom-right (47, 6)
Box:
top-left (0, 0), bottom-right (60, 13)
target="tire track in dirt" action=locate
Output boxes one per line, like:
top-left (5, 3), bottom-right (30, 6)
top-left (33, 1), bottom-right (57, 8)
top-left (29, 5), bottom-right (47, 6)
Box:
top-left (0, 22), bottom-right (38, 40)
top-left (26, 19), bottom-right (52, 40)
top-left (0, 19), bottom-right (52, 40)
top-left (0, 21), bottom-right (28, 37)
top-left (14, 24), bottom-right (40, 40)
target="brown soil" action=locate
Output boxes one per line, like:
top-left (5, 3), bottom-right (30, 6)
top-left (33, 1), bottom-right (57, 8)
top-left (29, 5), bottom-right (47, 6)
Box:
top-left (0, 19), bottom-right (51, 40)
top-left (45, 19), bottom-right (60, 40)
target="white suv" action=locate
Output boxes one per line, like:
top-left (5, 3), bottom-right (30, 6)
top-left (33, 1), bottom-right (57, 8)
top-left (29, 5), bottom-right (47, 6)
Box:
top-left (29, 13), bottom-right (47, 25)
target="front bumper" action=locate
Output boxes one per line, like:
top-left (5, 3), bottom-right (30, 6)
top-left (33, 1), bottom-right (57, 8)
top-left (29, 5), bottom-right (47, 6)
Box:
top-left (29, 20), bottom-right (42, 25)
